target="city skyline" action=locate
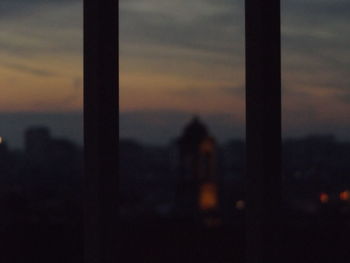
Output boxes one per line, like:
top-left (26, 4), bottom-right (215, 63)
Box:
top-left (1, 111), bottom-right (350, 150)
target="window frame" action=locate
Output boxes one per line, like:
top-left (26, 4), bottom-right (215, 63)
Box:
top-left (83, 0), bottom-right (281, 262)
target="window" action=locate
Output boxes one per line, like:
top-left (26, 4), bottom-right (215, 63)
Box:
top-left (119, 0), bottom-right (248, 261)
top-left (0, 1), bottom-right (83, 262)
top-left (282, 1), bottom-right (350, 261)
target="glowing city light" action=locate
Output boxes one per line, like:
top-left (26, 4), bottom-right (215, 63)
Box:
top-left (340, 190), bottom-right (350, 201)
top-left (320, 193), bottom-right (329, 204)
top-left (236, 200), bottom-right (246, 210)
top-left (0, 136), bottom-right (3, 144)
top-left (200, 139), bottom-right (214, 154)
top-left (199, 183), bottom-right (218, 211)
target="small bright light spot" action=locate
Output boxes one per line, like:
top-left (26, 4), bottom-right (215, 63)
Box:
top-left (320, 193), bottom-right (329, 204)
top-left (340, 190), bottom-right (350, 201)
top-left (236, 200), bottom-right (245, 210)
top-left (0, 136), bottom-right (3, 144)
top-left (199, 183), bottom-right (218, 211)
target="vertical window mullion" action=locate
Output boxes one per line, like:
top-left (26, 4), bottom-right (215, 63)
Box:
top-left (245, 1), bottom-right (282, 262)
top-left (84, 0), bottom-right (119, 262)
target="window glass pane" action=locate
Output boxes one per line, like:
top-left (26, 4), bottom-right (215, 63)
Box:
top-left (0, 1), bottom-right (83, 262)
top-left (120, 0), bottom-right (245, 261)
top-left (283, 1), bottom-right (350, 261)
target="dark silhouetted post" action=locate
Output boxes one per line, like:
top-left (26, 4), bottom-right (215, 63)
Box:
top-left (245, 1), bottom-right (281, 263)
top-left (84, 0), bottom-right (118, 263)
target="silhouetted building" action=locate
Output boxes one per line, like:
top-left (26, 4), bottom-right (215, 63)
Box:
top-left (176, 117), bottom-right (219, 220)
top-left (0, 137), bottom-right (10, 174)
top-left (0, 136), bottom-right (8, 154)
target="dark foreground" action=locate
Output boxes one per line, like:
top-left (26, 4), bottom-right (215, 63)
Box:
top-left (1, 215), bottom-right (350, 263)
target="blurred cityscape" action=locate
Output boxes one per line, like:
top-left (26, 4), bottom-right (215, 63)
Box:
top-left (1, 118), bottom-right (350, 262)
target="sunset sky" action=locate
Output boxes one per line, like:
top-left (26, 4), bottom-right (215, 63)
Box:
top-left (0, 0), bottom-right (350, 146)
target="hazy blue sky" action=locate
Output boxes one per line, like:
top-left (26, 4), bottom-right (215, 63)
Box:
top-left (0, 0), bottom-right (349, 147)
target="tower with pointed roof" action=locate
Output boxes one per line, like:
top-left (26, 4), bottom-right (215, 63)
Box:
top-left (176, 117), bottom-right (219, 218)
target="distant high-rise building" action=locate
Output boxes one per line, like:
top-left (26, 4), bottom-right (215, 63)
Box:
top-left (176, 117), bottom-right (219, 219)
top-left (0, 136), bottom-right (9, 161)
top-left (0, 136), bottom-right (8, 152)
top-left (0, 136), bottom-right (10, 176)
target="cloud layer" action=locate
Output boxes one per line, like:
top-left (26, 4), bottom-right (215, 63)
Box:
top-left (0, 0), bottom-right (349, 138)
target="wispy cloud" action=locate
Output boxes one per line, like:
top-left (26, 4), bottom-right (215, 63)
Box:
top-left (1, 62), bottom-right (58, 77)
top-left (0, 0), bottom-right (349, 137)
